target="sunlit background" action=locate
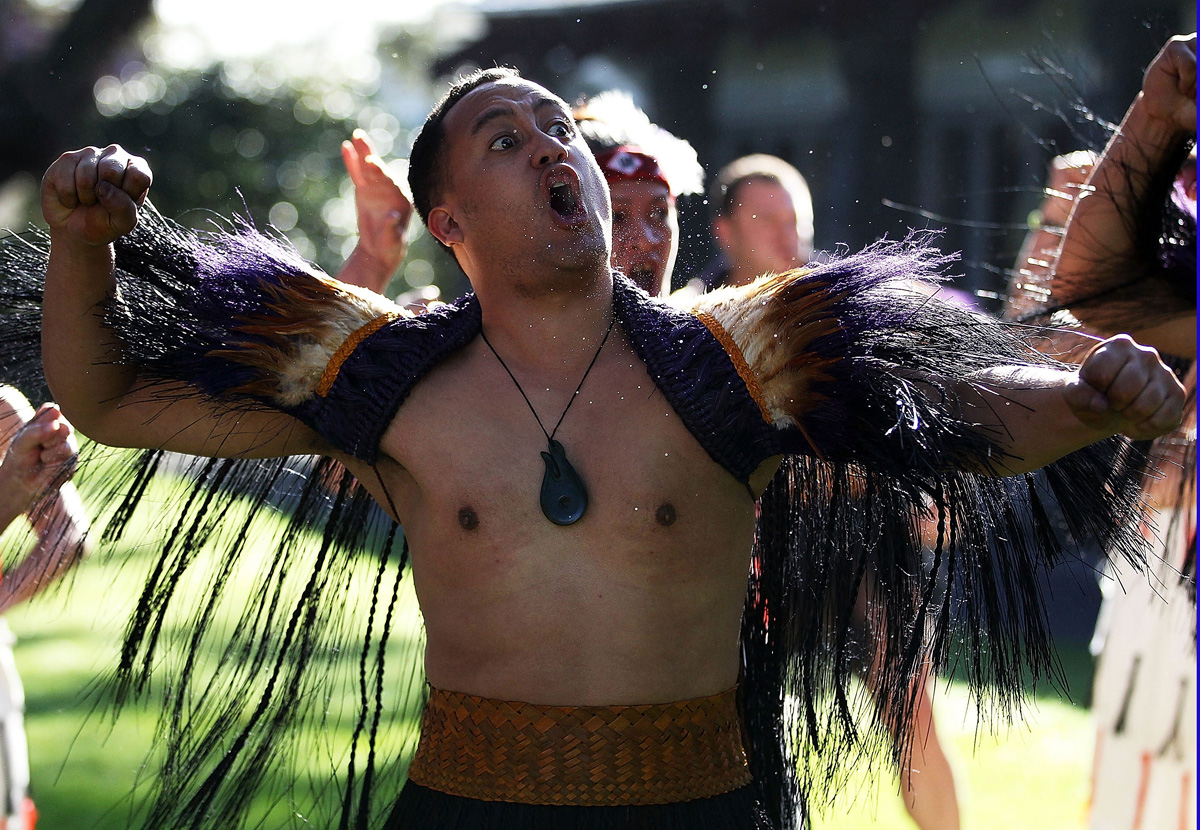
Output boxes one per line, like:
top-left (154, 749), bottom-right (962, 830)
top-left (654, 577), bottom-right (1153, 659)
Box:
top-left (2, 0), bottom-right (1194, 306)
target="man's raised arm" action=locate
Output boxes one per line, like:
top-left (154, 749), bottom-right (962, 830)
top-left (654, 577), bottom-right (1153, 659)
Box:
top-left (971, 34), bottom-right (1195, 474)
top-left (1057, 34), bottom-right (1196, 358)
top-left (1054, 34), bottom-right (1196, 320)
top-left (40, 144), bottom-right (328, 459)
top-left (959, 333), bottom-right (1185, 476)
top-left (335, 129), bottom-right (413, 295)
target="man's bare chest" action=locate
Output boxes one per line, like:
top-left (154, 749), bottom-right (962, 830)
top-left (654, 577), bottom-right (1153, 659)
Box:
top-left (375, 337), bottom-right (747, 537)
top-left (353, 331), bottom-right (761, 648)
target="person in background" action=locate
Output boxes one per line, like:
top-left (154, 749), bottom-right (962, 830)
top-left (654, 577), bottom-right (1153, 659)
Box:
top-left (0, 387), bottom-right (89, 830)
top-left (573, 90), bottom-right (704, 297)
top-left (1048, 34), bottom-right (1196, 830)
top-left (1006, 149), bottom-right (1097, 324)
top-left (705, 154), bottom-right (814, 288)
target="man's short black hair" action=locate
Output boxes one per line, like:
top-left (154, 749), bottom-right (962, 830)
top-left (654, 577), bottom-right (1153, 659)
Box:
top-left (407, 66), bottom-right (521, 235)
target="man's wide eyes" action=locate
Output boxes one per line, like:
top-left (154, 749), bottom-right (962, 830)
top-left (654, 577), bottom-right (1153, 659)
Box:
top-left (488, 121), bottom-right (571, 150)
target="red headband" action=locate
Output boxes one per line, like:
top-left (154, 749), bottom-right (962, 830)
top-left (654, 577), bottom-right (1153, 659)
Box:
top-left (593, 146), bottom-right (672, 193)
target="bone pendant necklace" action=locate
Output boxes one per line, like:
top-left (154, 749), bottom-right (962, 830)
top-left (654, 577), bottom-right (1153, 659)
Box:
top-left (481, 316), bottom-right (615, 526)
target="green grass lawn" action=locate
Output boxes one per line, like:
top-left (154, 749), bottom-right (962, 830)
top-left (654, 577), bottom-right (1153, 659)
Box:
top-left (811, 659), bottom-right (1095, 830)
top-left (1, 457), bottom-right (1102, 829)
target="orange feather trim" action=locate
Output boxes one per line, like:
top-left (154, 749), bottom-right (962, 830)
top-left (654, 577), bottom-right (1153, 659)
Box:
top-left (316, 312), bottom-right (402, 397)
top-left (206, 273), bottom-right (406, 406)
top-left (695, 310), bottom-right (771, 423)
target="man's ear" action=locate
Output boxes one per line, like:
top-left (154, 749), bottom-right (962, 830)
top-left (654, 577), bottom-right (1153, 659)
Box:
top-left (428, 207), bottom-right (463, 248)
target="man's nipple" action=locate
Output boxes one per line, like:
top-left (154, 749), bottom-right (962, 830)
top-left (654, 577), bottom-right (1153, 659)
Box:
top-left (655, 503), bottom-right (677, 527)
top-left (458, 506), bottom-right (480, 531)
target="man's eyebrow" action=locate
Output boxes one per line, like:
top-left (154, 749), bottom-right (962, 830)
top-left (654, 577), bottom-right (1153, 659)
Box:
top-left (470, 105), bottom-right (516, 136)
top-left (470, 96), bottom-right (570, 136)
top-left (533, 96), bottom-right (568, 116)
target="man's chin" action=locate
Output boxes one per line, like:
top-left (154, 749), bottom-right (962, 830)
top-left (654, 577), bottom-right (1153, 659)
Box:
top-left (556, 230), bottom-right (610, 272)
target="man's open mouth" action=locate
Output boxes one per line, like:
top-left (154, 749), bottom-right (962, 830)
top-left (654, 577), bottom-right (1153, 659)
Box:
top-left (546, 175), bottom-right (585, 225)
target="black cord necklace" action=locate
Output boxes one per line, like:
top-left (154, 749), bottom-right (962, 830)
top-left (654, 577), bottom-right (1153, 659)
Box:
top-left (481, 315), bottom-right (616, 526)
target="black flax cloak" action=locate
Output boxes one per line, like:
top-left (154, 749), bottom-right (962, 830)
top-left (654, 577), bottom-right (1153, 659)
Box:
top-left (0, 209), bottom-right (1158, 829)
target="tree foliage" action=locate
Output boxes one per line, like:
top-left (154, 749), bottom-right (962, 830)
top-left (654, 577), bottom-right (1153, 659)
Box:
top-left (0, 0), bottom-right (156, 183)
top-left (90, 68), bottom-right (360, 274)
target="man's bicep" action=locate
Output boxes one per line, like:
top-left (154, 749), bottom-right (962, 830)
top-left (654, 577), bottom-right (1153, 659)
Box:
top-left (86, 384), bottom-right (332, 459)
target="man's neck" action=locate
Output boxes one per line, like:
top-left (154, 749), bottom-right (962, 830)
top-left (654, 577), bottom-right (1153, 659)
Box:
top-left (474, 266), bottom-right (616, 373)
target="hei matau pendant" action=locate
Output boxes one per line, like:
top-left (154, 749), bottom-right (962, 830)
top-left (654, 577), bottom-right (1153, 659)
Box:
top-left (539, 439), bottom-right (588, 525)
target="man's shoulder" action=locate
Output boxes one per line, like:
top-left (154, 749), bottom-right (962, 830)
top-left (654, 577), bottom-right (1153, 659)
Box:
top-left (613, 275), bottom-right (781, 485)
top-left (307, 293), bottom-right (482, 463)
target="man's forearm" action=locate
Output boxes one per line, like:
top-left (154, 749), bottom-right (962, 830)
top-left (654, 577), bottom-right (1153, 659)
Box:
top-left (1057, 34), bottom-right (1196, 291)
top-left (1058, 106), bottom-right (1182, 279)
top-left (41, 237), bottom-right (140, 442)
top-left (958, 365), bottom-right (1112, 476)
top-left (963, 326), bottom-right (1185, 474)
top-left (335, 243), bottom-right (400, 295)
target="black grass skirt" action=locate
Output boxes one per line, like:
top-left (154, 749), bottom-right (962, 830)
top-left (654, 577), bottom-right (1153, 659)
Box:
top-left (383, 782), bottom-right (776, 830)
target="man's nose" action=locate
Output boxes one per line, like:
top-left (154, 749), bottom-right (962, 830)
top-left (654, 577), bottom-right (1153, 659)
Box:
top-left (530, 133), bottom-right (569, 167)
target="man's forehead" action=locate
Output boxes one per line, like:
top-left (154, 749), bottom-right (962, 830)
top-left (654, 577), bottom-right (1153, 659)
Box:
top-left (735, 179), bottom-right (797, 208)
top-left (451, 78), bottom-right (570, 123)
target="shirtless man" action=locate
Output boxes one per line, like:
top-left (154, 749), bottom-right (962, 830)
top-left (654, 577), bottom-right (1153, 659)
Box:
top-left (38, 67), bottom-right (1185, 828)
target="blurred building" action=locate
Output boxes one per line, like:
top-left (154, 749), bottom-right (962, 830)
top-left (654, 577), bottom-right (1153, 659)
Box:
top-left (432, 0), bottom-right (1194, 303)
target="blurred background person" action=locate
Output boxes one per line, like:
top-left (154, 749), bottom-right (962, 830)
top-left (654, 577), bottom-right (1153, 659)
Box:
top-left (704, 154), bottom-right (815, 289)
top-left (1048, 34), bottom-right (1196, 830)
top-left (0, 387), bottom-right (90, 830)
top-left (573, 90), bottom-right (705, 297)
top-left (1006, 149), bottom-right (1098, 325)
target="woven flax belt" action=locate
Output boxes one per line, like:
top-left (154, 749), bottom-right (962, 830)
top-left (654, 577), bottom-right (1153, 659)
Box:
top-left (407, 686), bottom-right (751, 806)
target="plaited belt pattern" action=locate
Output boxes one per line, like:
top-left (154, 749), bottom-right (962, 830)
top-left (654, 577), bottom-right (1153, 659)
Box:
top-left (407, 686), bottom-right (751, 806)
